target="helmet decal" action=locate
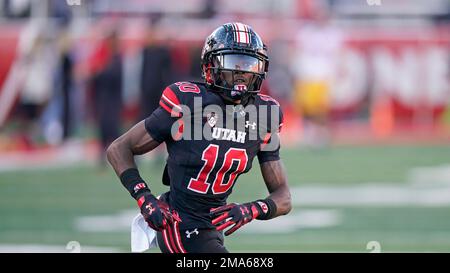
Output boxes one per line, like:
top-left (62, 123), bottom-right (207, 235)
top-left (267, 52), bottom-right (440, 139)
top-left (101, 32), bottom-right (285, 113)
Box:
top-left (231, 22), bottom-right (251, 44)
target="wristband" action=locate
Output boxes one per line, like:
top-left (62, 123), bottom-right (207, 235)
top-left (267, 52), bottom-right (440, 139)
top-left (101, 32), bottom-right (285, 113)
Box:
top-left (253, 198), bottom-right (277, 220)
top-left (119, 168), bottom-right (151, 200)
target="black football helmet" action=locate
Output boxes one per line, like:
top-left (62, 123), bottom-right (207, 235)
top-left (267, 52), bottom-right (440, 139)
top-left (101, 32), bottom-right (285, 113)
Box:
top-left (201, 22), bottom-right (269, 103)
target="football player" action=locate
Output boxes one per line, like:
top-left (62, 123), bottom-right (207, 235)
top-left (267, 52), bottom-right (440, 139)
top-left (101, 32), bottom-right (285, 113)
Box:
top-left (107, 22), bottom-right (292, 253)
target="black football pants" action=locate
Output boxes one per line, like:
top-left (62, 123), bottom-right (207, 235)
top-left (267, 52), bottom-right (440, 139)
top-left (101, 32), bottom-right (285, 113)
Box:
top-left (156, 227), bottom-right (228, 253)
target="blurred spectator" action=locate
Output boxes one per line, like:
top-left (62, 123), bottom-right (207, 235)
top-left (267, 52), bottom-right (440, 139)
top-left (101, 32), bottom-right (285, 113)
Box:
top-left (292, 10), bottom-right (343, 148)
top-left (49, 0), bottom-right (72, 25)
top-left (199, 0), bottom-right (217, 19)
top-left (40, 29), bottom-right (75, 146)
top-left (16, 29), bottom-right (55, 149)
top-left (187, 45), bottom-right (203, 82)
top-left (139, 24), bottom-right (173, 120)
top-left (170, 42), bottom-right (193, 83)
top-left (57, 30), bottom-right (75, 141)
top-left (138, 23), bottom-right (174, 167)
top-left (2, 0), bottom-right (31, 18)
top-left (266, 30), bottom-right (294, 102)
top-left (90, 29), bottom-right (123, 167)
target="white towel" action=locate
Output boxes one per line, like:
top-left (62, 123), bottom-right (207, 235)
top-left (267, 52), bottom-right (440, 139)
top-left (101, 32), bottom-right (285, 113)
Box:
top-left (130, 213), bottom-right (158, 253)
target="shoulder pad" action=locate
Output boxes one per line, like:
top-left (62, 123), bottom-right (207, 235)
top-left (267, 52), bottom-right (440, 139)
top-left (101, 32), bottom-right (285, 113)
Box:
top-left (257, 94), bottom-right (280, 106)
top-left (159, 82), bottom-right (203, 117)
top-left (256, 94), bottom-right (284, 132)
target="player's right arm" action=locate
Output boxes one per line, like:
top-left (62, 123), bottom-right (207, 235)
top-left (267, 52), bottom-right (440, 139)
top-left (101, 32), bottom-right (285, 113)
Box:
top-left (106, 83), bottom-right (190, 231)
top-left (106, 120), bottom-right (173, 231)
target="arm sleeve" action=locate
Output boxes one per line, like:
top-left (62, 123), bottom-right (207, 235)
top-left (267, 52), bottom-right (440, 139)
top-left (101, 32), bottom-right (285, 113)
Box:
top-left (144, 107), bottom-right (177, 143)
top-left (257, 145), bottom-right (281, 164)
top-left (257, 104), bottom-right (284, 164)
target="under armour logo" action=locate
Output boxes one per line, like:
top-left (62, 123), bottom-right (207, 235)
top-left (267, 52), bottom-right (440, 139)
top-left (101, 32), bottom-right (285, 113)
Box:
top-left (66, 0), bottom-right (81, 6)
top-left (241, 206), bottom-right (249, 215)
top-left (185, 228), bottom-right (199, 238)
top-left (145, 204), bottom-right (155, 215)
top-left (133, 183), bottom-right (146, 193)
top-left (245, 121), bottom-right (256, 130)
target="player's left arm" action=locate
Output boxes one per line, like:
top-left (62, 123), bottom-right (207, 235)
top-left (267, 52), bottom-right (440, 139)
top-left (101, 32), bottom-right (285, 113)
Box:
top-left (210, 161), bottom-right (291, 236)
top-left (259, 159), bottom-right (292, 217)
top-left (210, 160), bottom-right (291, 236)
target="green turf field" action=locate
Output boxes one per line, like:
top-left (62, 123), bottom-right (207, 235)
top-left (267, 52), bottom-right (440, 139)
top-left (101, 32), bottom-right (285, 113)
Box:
top-left (1, 145), bottom-right (450, 252)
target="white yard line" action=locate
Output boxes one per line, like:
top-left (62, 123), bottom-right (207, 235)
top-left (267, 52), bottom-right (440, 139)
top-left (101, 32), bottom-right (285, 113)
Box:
top-left (292, 164), bottom-right (450, 207)
top-left (242, 210), bottom-right (342, 233)
top-left (0, 140), bottom-right (96, 172)
top-left (76, 209), bottom-right (343, 234)
top-left (75, 209), bottom-right (138, 232)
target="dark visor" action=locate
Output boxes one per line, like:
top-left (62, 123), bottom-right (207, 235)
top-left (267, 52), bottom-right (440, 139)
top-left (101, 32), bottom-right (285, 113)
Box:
top-left (216, 54), bottom-right (264, 74)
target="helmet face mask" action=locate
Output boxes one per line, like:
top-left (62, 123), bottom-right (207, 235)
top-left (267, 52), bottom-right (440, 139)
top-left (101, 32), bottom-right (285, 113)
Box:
top-left (208, 52), bottom-right (266, 100)
top-left (201, 23), bottom-right (269, 103)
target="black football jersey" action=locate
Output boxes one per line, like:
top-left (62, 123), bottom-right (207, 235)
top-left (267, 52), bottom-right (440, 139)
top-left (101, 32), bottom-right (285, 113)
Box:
top-left (145, 81), bottom-right (283, 229)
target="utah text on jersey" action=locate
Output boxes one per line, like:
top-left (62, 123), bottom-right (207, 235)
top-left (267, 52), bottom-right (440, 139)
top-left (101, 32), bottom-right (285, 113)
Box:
top-left (211, 127), bottom-right (247, 144)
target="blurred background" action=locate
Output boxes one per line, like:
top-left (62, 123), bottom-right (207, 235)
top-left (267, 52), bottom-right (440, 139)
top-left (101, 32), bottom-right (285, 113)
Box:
top-left (0, 0), bottom-right (449, 252)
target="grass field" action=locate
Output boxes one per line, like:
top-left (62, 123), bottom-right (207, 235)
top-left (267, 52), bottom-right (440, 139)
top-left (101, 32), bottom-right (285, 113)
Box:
top-left (1, 144), bottom-right (450, 252)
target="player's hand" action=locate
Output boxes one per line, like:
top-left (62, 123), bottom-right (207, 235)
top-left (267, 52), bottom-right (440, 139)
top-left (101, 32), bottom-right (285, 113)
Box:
top-left (210, 202), bottom-right (259, 236)
top-left (137, 192), bottom-right (181, 231)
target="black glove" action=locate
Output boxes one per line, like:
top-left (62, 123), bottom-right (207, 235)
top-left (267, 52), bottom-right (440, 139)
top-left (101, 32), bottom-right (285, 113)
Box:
top-left (210, 202), bottom-right (261, 236)
top-left (137, 192), bottom-right (181, 231)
